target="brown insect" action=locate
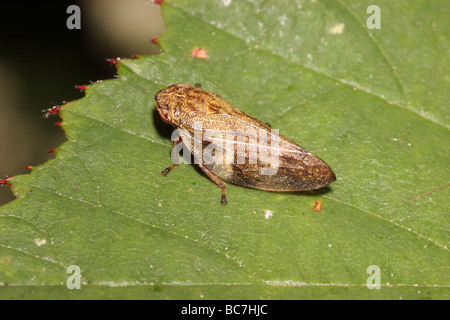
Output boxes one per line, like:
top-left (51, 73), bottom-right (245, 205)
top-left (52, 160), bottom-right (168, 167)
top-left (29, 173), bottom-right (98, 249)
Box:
top-left (155, 84), bottom-right (336, 204)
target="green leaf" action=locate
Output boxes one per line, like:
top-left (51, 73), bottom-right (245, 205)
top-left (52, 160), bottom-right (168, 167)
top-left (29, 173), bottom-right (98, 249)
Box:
top-left (1, 0), bottom-right (448, 299)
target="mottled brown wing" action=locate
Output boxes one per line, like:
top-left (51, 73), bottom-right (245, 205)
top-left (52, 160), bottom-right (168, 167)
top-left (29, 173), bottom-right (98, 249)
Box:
top-left (179, 114), bottom-right (335, 191)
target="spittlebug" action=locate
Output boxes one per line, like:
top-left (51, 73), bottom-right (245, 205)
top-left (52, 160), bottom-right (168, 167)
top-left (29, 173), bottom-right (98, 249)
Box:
top-left (155, 84), bottom-right (336, 204)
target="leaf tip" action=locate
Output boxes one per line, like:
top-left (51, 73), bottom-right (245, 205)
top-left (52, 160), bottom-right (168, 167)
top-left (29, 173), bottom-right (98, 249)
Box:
top-left (75, 84), bottom-right (88, 92)
top-left (42, 105), bottom-right (62, 118)
top-left (107, 58), bottom-right (121, 67)
top-left (0, 177), bottom-right (12, 187)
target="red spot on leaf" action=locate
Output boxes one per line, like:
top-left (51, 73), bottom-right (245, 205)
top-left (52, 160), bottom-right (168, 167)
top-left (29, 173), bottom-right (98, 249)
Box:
top-left (25, 166), bottom-right (33, 170)
top-left (191, 47), bottom-right (209, 60)
top-left (313, 200), bottom-right (323, 212)
top-left (47, 148), bottom-right (55, 154)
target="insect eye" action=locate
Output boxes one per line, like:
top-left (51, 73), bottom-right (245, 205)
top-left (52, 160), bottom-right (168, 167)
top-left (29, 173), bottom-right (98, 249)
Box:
top-left (159, 108), bottom-right (172, 124)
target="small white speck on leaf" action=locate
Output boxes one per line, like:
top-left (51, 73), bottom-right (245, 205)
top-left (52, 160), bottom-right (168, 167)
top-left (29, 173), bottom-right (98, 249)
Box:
top-left (221, 0), bottom-right (232, 7)
top-left (329, 23), bottom-right (345, 34)
top-left (34, 238), bottom-right (46, 247)
top-left (264, 209), bottom-right (273, 219)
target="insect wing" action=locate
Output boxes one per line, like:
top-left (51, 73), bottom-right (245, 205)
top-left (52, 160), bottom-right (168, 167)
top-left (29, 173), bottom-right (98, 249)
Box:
top-left (179, 113), bottom-right (333, 191)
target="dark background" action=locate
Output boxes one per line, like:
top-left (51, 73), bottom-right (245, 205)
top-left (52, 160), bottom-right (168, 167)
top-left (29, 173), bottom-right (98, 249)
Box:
top-left (0, 1), bottom-right (165, 205)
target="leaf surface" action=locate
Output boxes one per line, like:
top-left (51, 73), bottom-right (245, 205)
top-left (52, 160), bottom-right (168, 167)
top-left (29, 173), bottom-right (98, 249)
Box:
top-left (1, 0), bottom-right (448, 299)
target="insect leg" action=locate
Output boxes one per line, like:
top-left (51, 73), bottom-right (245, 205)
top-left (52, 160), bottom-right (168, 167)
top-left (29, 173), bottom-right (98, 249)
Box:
top-left (197, 163), bottom-right (228, 204)
top-left (162, 137), bottom-right (182, 176)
